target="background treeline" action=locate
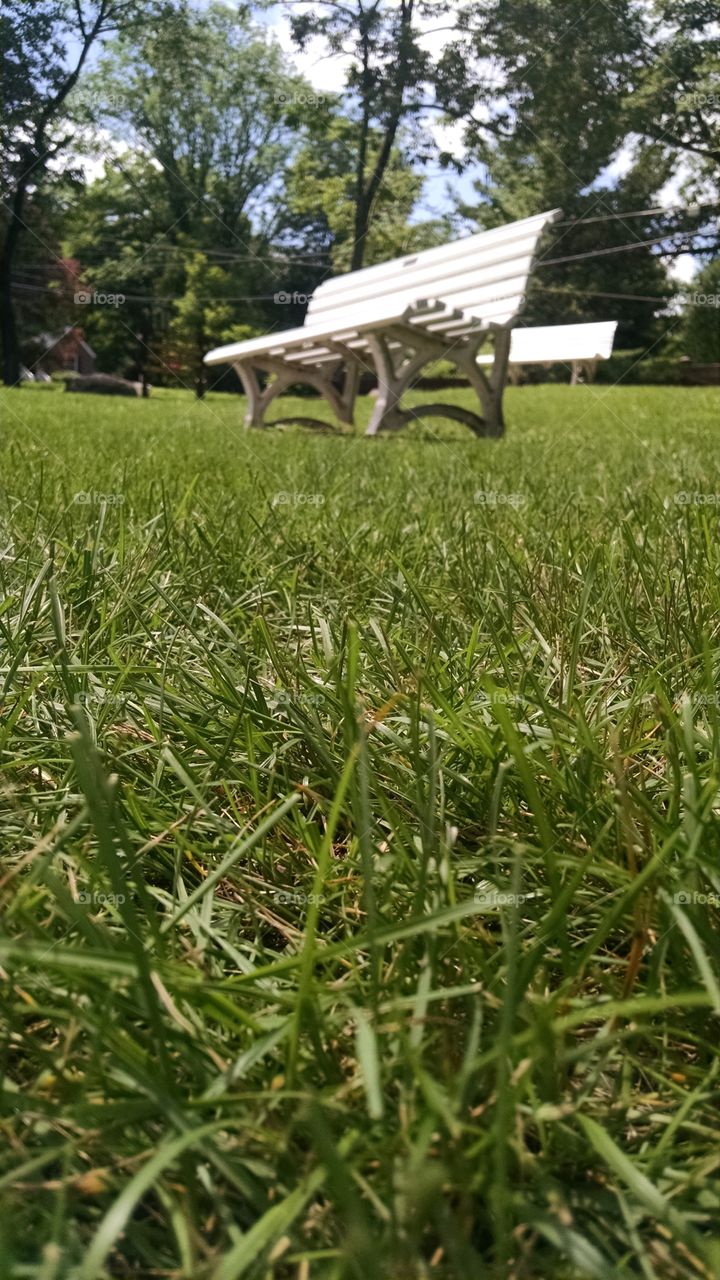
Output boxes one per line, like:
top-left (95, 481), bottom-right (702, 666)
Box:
top-left (1, 0), bottom-right (718, 393)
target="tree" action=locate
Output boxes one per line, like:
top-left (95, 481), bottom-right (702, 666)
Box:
top-left (447, 0), bottom-right (719, 255)
top-left (682, 260), bottom-right (720, 362)
top-left (281, 113), bottom-right (452, 274)
top-left (448, 0), bottom-right (687, 348)
top-left (67, 1), bottom-right (313, 386)
top-left (92, 2), bottom-right (302, 248)
top-left (164, 252), bottom-right (234, 398)
top-left (0, 0), bottom-right (140, 385)
top-left (61, 155), bottom-right (172, 386)
top-left (445, 0), bottom-right (646, 188)
top-left (630, 1), bottom-right (720, 183)
top-left (289, 0), bottom-right (459, 271)
top-left (618, 0), bottom-right (720, 263)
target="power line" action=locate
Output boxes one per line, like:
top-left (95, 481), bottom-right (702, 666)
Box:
top-left (536, 286), bottom-right (681, 303)
top-left (11, 275), bottom-right (695, 309)
top-left (10, 280), bottom-right (296, 303)
top-left (536, 230), bottom-right (717, 269)
top-left (556, 202), bottom-right (718, 227)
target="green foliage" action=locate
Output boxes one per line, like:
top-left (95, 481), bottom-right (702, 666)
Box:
top-left (289, 0), bottom-right (457, 268)
top-left (450, 2), bottom-right (678, 349)
top-left (62, 6), bottom-right (333, 387)
top-left (627, 0), bottom-right (720, 200)
top-left (1, 1), bottom-right (147, 384)
top-left (595, 352), bottom-right (686, 385)
top-left (284, 116), bottom-right (451, 272)
top-left (450, 0), bottom-right (647, 197)
top-left (1, 386), bottom-right (720, 1276)
top-left (88, 2), bottom-right (303, 239)
top-left (165, 251), bottom-right (234, 395)
top-left (681, 260), bottom-right (720, 362)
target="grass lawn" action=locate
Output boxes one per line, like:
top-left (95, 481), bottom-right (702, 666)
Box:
top-left (1, 383), bottom-right (720, 1279)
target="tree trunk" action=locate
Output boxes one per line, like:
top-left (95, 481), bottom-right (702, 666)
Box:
top-left (195, 323), bottom-right (207, 398)
top-left (0, 244), bottom-right (21, 386)
top-left (350, 196), bottom-right (372, 272)
top-left (0, 169), bottom-right (30, 386)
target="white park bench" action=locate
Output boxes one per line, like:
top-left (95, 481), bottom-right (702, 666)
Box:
top-left (477, 320), bottom-right (618, 385)
top-left (204, 209), bottom-right (562, 437)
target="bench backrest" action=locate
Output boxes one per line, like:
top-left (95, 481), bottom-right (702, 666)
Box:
top-left (304, 210), bottom-right (562, 333)
top-left (477, 320), bottom-right (618, 365)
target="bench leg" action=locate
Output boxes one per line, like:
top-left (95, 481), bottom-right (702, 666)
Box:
top-left (233, 357), bottom-right (356, 429)
top-left (364, 334), bottom-right (431, 435)
top-left (365, 328), bottom-right (510, 437)
top-left (455, 327), bottom-right (510, 438)
top-left (340, 359), bottom-right (360, 424)
top-left (235, 327), bottom-right (511, 437)
top-left (233, 361), bottom-right (266, 427)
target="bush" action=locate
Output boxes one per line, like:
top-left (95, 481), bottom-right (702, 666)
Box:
top-left (595, 351), bottom-right (685, 385)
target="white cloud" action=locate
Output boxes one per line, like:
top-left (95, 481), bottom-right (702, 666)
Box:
top-left (670, 253), bottom-right (700, 284)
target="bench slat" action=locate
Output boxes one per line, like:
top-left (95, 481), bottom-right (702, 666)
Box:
top-left (311, 211), bottom-right (560, 301)
top-left (305, 245), bottom-right (542, 327)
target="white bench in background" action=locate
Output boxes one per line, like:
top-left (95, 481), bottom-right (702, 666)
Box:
top-left (204, 210), bottom-right (561, 437)
top-left (477, 320), bottom-right (618, 385)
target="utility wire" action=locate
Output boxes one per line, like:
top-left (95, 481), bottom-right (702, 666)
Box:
top-left (536, 230), bottom-right (717, 268)
top-left (536, 286), bottom-right (681, 303)
top-left (556, 202), bottom-right (718, 227)
top-left (11, 226), bottom-right (714, 305)
top-left (14, 208), bottom-right (718, 273)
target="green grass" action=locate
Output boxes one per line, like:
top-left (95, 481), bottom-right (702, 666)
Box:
top-left (1, 383), bottom-right (720, 1279)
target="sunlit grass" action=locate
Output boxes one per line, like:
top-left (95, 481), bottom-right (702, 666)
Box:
top-left (1, 384), bottom-right (720, 1279)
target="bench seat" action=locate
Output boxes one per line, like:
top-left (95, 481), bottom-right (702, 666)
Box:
top-left (477, 321), bottom-right (618, 384)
